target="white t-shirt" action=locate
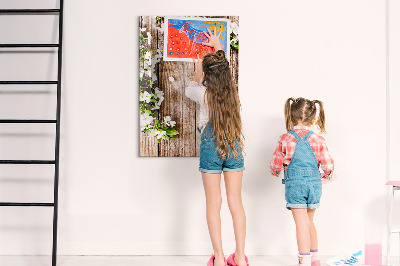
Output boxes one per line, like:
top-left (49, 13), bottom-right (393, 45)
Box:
top-left (185, 81), bottom-right (209, 132)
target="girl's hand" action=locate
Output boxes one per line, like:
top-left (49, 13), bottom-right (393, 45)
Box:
top-left (195, 54), bottom-right (202, 73)
top-left (192, 54), bottom-right (203, 83)
top-left (202, 28), bottom-right (223, 51)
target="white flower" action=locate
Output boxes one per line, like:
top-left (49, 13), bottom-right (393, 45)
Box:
top-left (151, 104), bottom-right (160, 110)
top-left (140, 28), bottom-right (147, 32)
top-left (151, 91), bottom-right (163, 110)
top-left (154, 87), bottom-right (164, 99)
top-left (164, 116), bottom-right (171, 123)
top-left (140, 68), bottom-right (144, 77)
top-left (140, 123), bottom-right (152, 131)
top-left (140, 113), bottom-right (154, 128)
top-left (153, 49), bottom-right (163, 64)
top-left (163, 116), bottom-right (176, 127)
top-left (147, 32), bottom-right (152, 45)
top-left (157, 130), bottom-right (167, 139)
top-left (169, 76), bottom-right (175, 82)
top-left (144, 61), bottom-right (152, 74)
top-left (151, 101), bottom-right (162, 110)
top-left (151, 72), bottom-right (158, 82)
top-left (231, 22), bottom-right (239, 36)
top-left (140, 91), bottom-right (152, 103)
top-left (145, 51), bottom-right (152, 61)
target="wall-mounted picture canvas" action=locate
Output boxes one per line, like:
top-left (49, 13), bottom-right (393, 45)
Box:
top-left (139, 16), bottom-right (239, 157)
top-left (163, 17), bottom-right (230, 62)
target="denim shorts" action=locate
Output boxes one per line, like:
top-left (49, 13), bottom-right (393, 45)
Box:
top-left (285, 178), bottom-right (322, 209)
top-left (199, 126), bottom-right (245, 174)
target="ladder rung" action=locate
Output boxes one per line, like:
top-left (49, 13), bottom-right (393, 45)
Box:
top-left (0, 44), bottom-right (59, 48)
top-left (0, 202), bottom-right (54, 207)
top-left (0, 119), bottom-right (56, 123)
top-left (0, 160), bottom-right (55, 164)
top-left (391, 229), bottom-right (400, 233)
top-left (0, 81), bottom-right (58, 84)
top-left (0, 9), bottom-right (60, 14)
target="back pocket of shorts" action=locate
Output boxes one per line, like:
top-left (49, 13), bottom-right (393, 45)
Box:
top-left (285, 181), bottom-right (302, 202)
top-left (312, 182), bottom-right (322, 200)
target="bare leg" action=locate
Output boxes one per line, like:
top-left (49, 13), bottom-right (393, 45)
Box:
top-left (224, 171), bottom-right (247, 266)
top-left (307, 209), bottom-right (318, 251)
top-left (202, 172), bottom-right (225, 266)
top-left (291, 208), bottom-right (311, 254)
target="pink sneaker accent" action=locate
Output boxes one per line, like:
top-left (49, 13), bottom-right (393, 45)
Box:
top-left (311, 260), bottom-right (320, 266)
top-left (207, 254), bottom-right (227, 266)
top-left (227, 253), bottom-right (249, 266)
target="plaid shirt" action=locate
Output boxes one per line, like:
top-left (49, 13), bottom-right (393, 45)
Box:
top-left (270, 126), bottom-right (334, 179)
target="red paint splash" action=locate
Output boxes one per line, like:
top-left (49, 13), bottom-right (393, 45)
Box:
top-left (167, 26), bottom-right (215, 59)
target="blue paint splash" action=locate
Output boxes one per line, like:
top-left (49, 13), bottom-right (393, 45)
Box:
top-left (168, 18), bottom-right (228, 51)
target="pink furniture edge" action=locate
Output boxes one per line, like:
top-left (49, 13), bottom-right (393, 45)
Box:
top-left (386, 181), bottom-right (400, 187)
top-left (386, 181), bottom-right (400, 265)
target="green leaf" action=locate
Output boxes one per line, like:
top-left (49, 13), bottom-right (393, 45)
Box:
top-left (231, 43), bottom-right (239, 50)
top-left (165, 128), bottom-right (179, 136)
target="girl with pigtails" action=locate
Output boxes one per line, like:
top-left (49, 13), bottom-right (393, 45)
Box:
top-left (270, 98), bottom-right (335, 266)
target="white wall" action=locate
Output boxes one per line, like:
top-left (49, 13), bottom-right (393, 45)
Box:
top-left (388, 0), bottom-right (400, 257)
top-left (0, 0), bottom-right (390, 257)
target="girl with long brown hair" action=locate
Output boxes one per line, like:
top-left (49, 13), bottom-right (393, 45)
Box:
top-left (270, 98), bottom-right (335, 266)
top-left (185, 29), bottom-right (248, 266)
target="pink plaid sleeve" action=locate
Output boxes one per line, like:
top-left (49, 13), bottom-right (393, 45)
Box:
top-left (270, 135), bottom-right (286, 177)
top-left (317, 136), bottom-right (335, 179)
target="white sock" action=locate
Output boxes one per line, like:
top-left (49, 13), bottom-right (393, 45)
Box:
top-left (298, 254), bottom-right (311, 266)
top-left (311, 250), bottom-right (319, 262)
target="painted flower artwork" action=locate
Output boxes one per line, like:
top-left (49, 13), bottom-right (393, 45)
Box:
top-left (163, 17), bottom-right (231, 62)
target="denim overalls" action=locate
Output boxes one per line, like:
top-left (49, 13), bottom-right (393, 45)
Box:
top-left (283, 130), bottom-right (322, 210)
top-left (198, 124), bottom-right (245, 174)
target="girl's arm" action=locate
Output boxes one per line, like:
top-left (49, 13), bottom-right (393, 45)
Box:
top-left (319, 138), bottom-right (335, 179)
top-left (193, 54), bottom-right (203, 83)
top-left (185, 81), bottom-right (206, 103)
top-left (270, 136), bottom-right (286, 176)
top-left (185, 57), bottom-right (205, 103)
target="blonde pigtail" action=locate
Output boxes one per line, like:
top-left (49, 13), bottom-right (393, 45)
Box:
top-left (313, 100), bottom-right (326, 133)
top-left (285, 98), bottom-right (295, 131)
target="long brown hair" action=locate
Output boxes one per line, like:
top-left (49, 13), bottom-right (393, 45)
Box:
top-left (202, 50), bottom-right (243, 158)
top-left (284, 97), bottom-right (326, 133)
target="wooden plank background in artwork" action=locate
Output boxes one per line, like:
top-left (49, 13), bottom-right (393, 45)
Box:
top-left (139, 16), bottom-right (239, 157)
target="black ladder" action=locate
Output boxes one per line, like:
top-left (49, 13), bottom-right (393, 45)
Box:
top-left (0, 2), bottom-right (64, 266)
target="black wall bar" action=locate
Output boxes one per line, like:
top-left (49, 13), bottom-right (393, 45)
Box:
top-left (0, 9), bottom-right (60, 14)
top-left (0, 44), bottom-right (59, 48)
top-left (0, 1), bottom-right (64, 265)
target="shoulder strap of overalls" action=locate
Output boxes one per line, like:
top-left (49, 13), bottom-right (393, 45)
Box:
top-left (288, 130), bottom-right (301, 141)
top-left (303, 130), bottom-right (314, 140)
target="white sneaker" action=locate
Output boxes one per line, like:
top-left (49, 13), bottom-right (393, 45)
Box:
top-left (311, 251), bottom-right (321, 266)
top-left (291, 254), bottom-right (311, 266)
